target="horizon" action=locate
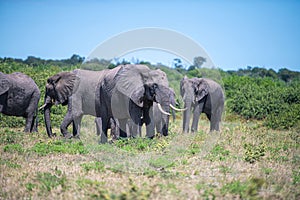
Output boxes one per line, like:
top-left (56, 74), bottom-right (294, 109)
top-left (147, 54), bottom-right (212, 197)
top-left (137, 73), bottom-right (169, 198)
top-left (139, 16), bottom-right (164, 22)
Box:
top-left (1, 0), bottom-right (300, 72)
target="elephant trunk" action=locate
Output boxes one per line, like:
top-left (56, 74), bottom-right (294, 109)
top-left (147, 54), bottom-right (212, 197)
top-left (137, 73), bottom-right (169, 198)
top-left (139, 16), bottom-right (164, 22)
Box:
top-left (44, 96), bottom-right (53, 137)
top-left (183, 98), bottom-right (192, 133)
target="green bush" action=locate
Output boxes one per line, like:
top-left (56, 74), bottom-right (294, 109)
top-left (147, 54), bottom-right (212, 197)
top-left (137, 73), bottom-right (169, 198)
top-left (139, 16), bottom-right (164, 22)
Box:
top-left (224, 75), bottom-right (300, 129)
top-left (265, 104), bottom-right (300, 130)
top-left (0, 62), bottom-right (71, 129)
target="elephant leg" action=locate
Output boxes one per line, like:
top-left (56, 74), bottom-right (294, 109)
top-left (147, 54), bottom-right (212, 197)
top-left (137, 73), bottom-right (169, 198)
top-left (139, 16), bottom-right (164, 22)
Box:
top-left (209, 108), bottom-right (222, 132)
top-left (129, 119), bottom-right (140, 138)
top-left (100, 115), bottom-right (112, 143)
top-left (95, 117), bottom-right (102, 136)
top-left (161, 115), bottom-right (169, 136)
top-left (24, 114), bottom-right (34, 133)
top-left (60, 112), bottom-right (73, 138)
top-left (118, 119), bottom-right (128, 138)
top-left (72, 115), bottom-right (83, 138)
top-left (129, 102), bottom-right (143, 137)
top-left (109, 118), bottom-right (119, 140)
top-left (144, 107), bottom-right (155, 139)
top-left (25, 94), bottom-right (40, 133)
top-left (191, 102), bottom-right (203, 133)
top-left (30, 113), bottom-right (38, 133)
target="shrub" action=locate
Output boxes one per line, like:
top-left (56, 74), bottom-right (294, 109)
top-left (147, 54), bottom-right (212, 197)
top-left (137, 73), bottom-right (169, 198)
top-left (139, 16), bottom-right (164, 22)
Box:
top-left (224, 75), bottom-right (300, 129)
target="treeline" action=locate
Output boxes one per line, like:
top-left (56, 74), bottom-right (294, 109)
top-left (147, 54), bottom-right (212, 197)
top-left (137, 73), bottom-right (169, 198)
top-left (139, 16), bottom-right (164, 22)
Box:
top-left (0, 56), bottom-right (299, 130)
top-left (227, 66), bottom-right (300, 82)
top-left (1, 55), bottom-right (299, 82)
top-left (0, 54), bottom-right (84, 67)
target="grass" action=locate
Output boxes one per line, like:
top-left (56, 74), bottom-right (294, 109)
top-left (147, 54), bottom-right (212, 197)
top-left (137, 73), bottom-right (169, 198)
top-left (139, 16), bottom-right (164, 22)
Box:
top-left (0, 116), bottom-right (299, 199)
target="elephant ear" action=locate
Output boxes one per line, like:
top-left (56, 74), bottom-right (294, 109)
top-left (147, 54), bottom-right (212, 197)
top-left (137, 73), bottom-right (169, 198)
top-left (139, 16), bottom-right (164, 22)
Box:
top-left (180, 76), bottom-right (188, 97)
top-left (116, 65), bottom-right (150, 107)
top-left (0, 75), bottom-right (9, 95)
top-left (48, 71), bottom-right (78, 104)
top-left (192, 78), bottom-right (209, 102)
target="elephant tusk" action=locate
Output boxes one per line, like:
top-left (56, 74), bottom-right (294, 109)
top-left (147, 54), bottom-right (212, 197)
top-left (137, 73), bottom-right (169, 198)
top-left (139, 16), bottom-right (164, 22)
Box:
top-left (157, 103), bottom-right (171, 116)
top-left (169, 104), bottom-right (187, 112)
top-left (39, 103), bottom-right (47, 111)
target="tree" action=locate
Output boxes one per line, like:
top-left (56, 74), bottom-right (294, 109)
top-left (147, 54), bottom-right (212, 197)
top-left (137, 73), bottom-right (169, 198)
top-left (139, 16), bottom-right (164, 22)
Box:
top-left (193, 56), bottom-right (206, 68)
top-left (173, 58), bottom-right (183, 69)
top-left (68, 54), bottom-right (84, 65)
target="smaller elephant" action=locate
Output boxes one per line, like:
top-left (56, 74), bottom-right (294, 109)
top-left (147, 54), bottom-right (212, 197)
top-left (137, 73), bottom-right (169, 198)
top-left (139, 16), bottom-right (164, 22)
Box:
top-left (180, 76), bottom-right (224, 133)
top-left (41, 69), bottom-right (108, 138)
top-left (153, 88), bottom-right (185, 136)
top-left (0, 72), bottom-right (40, 132)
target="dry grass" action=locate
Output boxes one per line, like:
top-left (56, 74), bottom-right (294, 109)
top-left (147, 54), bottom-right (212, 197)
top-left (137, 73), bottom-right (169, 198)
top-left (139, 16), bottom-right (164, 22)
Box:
top-left (0, 116), bottom-right (299, 199)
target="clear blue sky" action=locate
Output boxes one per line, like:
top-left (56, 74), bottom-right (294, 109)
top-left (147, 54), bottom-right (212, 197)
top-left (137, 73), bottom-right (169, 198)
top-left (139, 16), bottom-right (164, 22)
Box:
top-left (1, 0), bottom-right (299, 71)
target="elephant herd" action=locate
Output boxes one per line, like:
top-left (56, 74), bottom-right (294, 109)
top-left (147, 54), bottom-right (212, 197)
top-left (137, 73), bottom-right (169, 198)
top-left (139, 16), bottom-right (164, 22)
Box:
top-left (0, 65), bottom-right (225, 143)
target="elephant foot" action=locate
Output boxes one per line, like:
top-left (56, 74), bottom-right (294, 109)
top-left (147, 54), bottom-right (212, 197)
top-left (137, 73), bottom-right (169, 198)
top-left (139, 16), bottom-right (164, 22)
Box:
top-left (63, 133), bottom-right (73, 139)
top-left (50, 132), bottom-right (57, 137)
top-left (108, 140), bottom-right (115, 144)
top-left (73, 134), bottom-right (80, 139)
top-left (146, 135), bottom-right (154, 140)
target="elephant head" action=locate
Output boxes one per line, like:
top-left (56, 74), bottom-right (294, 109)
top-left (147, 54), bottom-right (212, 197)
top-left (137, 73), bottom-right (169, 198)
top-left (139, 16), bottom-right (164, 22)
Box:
top-left (41, 71), bottom-right (78, 137)
top-left (115, 65), bottom-right (171, 112)
top-left (180, 76), bottom-right (209, 104)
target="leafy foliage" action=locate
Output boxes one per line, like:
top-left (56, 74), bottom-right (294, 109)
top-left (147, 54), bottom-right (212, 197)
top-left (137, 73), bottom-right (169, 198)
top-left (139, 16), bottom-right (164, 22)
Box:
top-left (223, 75), bottom-right (300, 129)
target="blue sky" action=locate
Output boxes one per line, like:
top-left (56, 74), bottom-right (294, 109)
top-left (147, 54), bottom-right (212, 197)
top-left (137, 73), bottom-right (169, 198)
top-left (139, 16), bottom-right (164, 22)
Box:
top-left (1, 0), bottom-right (300, 71)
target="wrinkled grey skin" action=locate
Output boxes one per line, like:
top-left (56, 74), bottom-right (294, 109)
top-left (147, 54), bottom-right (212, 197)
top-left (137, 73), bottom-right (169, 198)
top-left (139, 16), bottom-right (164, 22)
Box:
top-left (0, 72), bottom-right (40, 132)
top-left (180, 76), bottom-right (224, 133)
top-left (98, 65), bottom-right (174, 143)
top-left (151, 69), bottom-right (175, 136)
top-left (153, 88), bottom-right (176, 136)
top-left (43, 69), bottom-right (108, 138)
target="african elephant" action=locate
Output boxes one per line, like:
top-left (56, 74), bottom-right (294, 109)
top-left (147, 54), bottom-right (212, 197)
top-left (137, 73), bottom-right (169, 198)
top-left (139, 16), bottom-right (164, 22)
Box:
top-left (98, 64), bottom-right (175, 143)
top-left (41, 69), bottom-right (108, 138)
top-left (153, 88), bottom-right (185, 136)
top-left (152, 72), bottom-right (185, 136)
top-left (0, 72), bottom-right (40, 132)
top-left (180, 76), bottom-right (224, 133)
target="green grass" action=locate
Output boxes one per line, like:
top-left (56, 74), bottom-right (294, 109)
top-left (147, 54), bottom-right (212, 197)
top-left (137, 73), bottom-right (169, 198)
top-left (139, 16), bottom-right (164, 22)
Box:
top-left (0, 118), bottom-right (299, 199)
top-left (31, 139), bottom-right (88, 155)
top-left (35, 172), bottom-right (67, 192)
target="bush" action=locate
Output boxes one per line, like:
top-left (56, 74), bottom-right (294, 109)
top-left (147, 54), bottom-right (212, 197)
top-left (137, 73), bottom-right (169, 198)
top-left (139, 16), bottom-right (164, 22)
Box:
top-left (224, 75), bottom-right (300, 129)
top-left (265, 104), bottom-right (300, 130)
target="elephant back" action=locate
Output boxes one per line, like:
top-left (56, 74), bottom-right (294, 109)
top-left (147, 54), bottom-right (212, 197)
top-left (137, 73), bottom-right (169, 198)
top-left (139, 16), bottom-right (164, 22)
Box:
top-left (10, 72), bottom-right (39, 91)
top-left (5, 72), bottom-right (39, 115)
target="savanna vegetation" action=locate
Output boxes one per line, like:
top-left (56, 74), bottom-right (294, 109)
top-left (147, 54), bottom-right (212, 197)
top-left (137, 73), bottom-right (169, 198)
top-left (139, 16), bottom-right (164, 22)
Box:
top-left (0, 56), bottom-right (299, 199)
